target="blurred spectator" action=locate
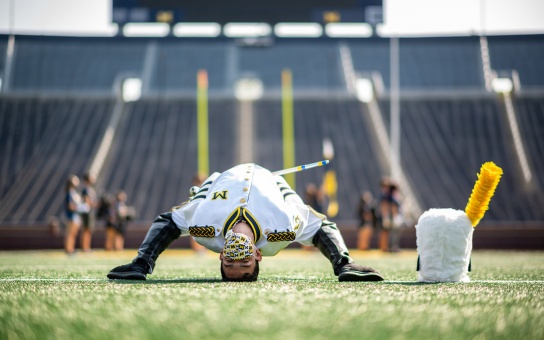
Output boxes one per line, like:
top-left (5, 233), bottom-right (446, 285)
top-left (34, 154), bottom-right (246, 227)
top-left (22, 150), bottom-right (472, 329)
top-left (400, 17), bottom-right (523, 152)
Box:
top-left (192, 172), bottom-right (207, 188)
top-left (378, 176), bottom-right (391, 252)
top-left (102, 192), bottom-right (116, 251)
top-left (80, 173), bottom-right (97, 252)
top-left (300, 182), bottom-right (326, 251)
top-left (356, 191), bottom-right (377, 250)
top-left (105, 190), bottom-right (135, 251)
top-left (304, 183), bottom-right (325, 214)
top-left (64, 175), bottom-right (88, 255)
top-left (378, 177), bottom-right (404, 252)
top-left (47, 216), bottom-right (61, 237)
top-left (388, 182), bottom-right (404, 252)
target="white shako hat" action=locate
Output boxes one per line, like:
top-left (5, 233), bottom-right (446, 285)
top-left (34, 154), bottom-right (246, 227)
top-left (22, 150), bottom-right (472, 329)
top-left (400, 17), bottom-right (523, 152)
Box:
top-left (415, 162), bottom-right (503, 283)
top-left (416, 208), bottom-right (473, 282)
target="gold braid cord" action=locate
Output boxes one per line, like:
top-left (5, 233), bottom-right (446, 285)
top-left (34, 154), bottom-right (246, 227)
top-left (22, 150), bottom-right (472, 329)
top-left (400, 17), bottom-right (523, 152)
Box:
top-left (465, 162), bottom-right (503, 227)
top-left (267, 231), bottom-right (296, 242)
top-left (189, 226), bottom-right (215, 238)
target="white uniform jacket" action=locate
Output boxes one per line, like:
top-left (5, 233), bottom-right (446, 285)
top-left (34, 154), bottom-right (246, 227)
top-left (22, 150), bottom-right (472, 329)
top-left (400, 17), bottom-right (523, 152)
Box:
top-left (171, 163), bottom-right (326, 256)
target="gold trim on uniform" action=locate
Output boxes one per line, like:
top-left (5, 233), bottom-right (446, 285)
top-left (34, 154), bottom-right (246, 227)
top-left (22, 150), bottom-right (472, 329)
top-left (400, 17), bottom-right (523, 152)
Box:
top-left (308, 205), bottom-right (327, 220)
top-left (221, 207), bottom-right (262, 242)
top-left (212, 190), bottom-right (228, 200)
top-left (242, 208), bottom-right (262, 242)
top-left (267, 231), bottom-right (296, 242)
top-left (293, 215), bottom-right (301, 231)
top-left (189, 226), bottom-right (215, 238)
top-left (222, 207), bottom-right (242, 237)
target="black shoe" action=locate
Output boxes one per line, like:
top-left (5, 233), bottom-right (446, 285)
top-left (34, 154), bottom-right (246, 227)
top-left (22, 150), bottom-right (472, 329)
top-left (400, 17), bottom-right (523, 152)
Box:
top-left (338, 264), bottom-right (384, 282)
top-left (107, 260), bottom-right (149, 280)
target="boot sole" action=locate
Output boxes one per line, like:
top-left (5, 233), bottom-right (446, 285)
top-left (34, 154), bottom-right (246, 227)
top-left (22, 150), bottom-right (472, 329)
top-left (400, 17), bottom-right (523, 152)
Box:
top-left (107, 271), bottom-right (147, 280)
top-left (338, 271), bottom-right (384, 282)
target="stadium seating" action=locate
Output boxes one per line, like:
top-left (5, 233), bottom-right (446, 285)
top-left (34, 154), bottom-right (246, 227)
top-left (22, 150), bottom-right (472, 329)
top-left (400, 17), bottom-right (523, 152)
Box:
top-left (0, 34), bottom-right (543, 225)
top-left (393, 97), bottom-right (544, 221)
top-left (488, 35), bottom-right (544, 88)
top-left (0, 36), bottom-right (7, 77)
top-left (350, 37), bottom-right (484, 89)
top-left (8, 35), bottom-right (542, 94)
top-left (0, 97), bottom-right (114, 222)
top-left (10, 36), bottom-right (146, 93)
top-left (238, 40), bottom-right (344, 90)
top-left (97, 98), bottom-right (238, 219)
top-left (151, 41), bottom-right (230, 91)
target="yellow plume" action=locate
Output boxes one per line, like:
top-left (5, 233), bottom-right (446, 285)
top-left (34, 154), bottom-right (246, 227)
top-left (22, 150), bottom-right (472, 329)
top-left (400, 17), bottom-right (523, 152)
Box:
top-left (323, 170), bottom-right (338, 217)
top-left (465, 162), bottom-right (503, 227)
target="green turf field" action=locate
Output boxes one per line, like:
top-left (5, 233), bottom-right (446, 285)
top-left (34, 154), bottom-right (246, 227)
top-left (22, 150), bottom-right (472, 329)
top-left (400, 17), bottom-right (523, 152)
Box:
top-left (0, 249), bottom-right (542, 339)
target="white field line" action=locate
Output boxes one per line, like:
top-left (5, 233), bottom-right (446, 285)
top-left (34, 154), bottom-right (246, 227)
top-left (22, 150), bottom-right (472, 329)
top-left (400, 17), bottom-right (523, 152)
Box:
top-left (0, 278), bottom-right (543, 284)
top-left (384, 280), bottom-right (544, 284)
top-left (0, 278), bottom-right (106, 282)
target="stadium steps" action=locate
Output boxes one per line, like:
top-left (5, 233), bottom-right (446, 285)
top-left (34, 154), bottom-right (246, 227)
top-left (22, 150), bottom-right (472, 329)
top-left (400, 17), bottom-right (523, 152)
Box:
top-left (97, 99), bottom-right (239, 220)
top-left (11, 37), bottom-right (146, 92)
top-left (396, 97), bottom-right (544, 222)
top-left (488, 35), bottom-right (544, 88)
top-left (0, 98), bottom-right (114, 223)
top-left (238, 40), bottom-right (344, 90)
top-left (252, 98), bottom-right (384, 221)
top-left (511, 97), bottom-right (544, 218)
top-left (151, 41), bottom-right (229, 91)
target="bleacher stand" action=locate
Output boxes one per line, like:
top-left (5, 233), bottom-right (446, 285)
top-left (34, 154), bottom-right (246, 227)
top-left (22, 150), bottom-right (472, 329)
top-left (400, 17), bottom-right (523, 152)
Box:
top-left (0, 34), bottom-right (543, 249)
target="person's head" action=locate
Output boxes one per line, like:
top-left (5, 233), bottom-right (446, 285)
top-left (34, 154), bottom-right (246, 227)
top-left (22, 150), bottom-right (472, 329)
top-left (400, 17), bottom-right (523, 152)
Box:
top-left (389, 182), bottom-right (399, 194)
top-left (219, 223), bottom-right (262, 282)
top-left (192, 172), bottom-right (206, 186)
top-left (83, 173), bottom-right (95, 186)
top-left (116, 190), bottom-right (127, 202)
top-left (305, 183), bottom-right (317, 196)
top-left (380, 176), bottom-right (391, 192)
top-left (362, 191), bottom-right (373, 203)
top-left (65, 175), bottom-right (79, 192)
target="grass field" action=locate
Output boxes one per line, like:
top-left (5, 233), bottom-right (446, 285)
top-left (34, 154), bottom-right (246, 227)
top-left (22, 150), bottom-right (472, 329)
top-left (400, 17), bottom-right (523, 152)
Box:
top-left (0, 249), bottom-right (543, 339)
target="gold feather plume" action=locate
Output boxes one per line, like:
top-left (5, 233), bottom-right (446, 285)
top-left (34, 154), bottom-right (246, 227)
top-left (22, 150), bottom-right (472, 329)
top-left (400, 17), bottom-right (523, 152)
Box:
top-left (465, 162), bottom-right (503, 227)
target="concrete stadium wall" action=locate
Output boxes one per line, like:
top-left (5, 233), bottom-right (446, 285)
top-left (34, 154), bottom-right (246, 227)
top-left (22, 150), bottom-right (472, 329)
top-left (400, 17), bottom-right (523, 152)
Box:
top-left (0, 221), bottom-right (542, 251)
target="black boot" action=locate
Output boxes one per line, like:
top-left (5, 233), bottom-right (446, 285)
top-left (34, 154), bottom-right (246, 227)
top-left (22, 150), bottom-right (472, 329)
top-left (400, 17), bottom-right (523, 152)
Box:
top-left (107, 212), bottom-right (181, 280)
top-left (312, 220), bottom-right (384, 282)
top-left (338, 263), bottom-right (384, 282)
top-left (107, 258), bottom-right (150, 280)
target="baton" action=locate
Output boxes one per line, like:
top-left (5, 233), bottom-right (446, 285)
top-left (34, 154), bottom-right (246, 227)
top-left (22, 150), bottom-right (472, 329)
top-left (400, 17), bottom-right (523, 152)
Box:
top-left (272, 160), bottom-right (329, 176)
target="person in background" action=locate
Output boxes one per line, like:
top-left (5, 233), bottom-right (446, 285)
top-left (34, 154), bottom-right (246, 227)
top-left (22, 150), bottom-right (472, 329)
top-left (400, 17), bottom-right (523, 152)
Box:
top-left (356, 191), bottom-right (377, 250)
top-left (378, 177), bottom-right (392, 252)
top-left (304, 183), bottom-right (325, 214)
top-left (105, 190), bottom-right (132, 251)
top-left (80, 173), bottom-right (97, 252)
top-left (64, 175), bottom-right (88, 255)
top-left (388, 182), bottom-right (404, 252)
top-left (114, 191), bottom-right (129, 251)
top-left (103, 192), bottom-right (116, 251)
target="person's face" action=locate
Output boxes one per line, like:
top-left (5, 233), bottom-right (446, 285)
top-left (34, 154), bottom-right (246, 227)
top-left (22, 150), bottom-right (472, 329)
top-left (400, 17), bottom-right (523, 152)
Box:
top-left (86, 175), bottom-right (95, 185)
top-left (219, 247), bottom-right (262, 280)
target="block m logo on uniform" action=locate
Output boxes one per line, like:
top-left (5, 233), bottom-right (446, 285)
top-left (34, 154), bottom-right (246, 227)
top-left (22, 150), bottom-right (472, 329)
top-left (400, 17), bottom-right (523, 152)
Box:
top-left (212, 190), bottom-right (228, 200)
